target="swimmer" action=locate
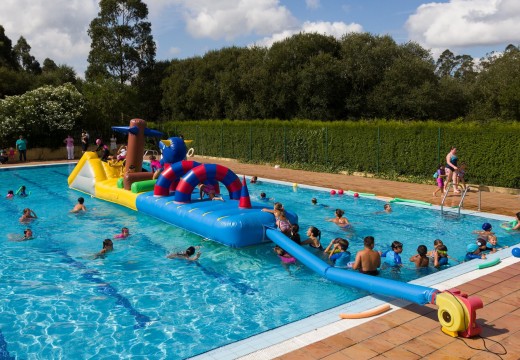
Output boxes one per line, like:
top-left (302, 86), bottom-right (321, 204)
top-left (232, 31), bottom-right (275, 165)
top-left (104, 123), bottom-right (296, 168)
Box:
top-left (472, 222), bottom-right (494, 240)
top-left (375, 203), bottom-right (392, 214)
top-left (433, 244), bottom-right (458, 267)
top-left (18, 185), bottom-right (28, 197)
top-left (250, 176), bottom-right (258, 184)
top-left (325, 238), bottom-right (351, 268)
top-left (167, 246), bottom-right (201, 261)
top-left (9, 228), bottom-right (34, 242)
top-left (326, 209), bottom-right (351, 228)
top-left (487, 234), bottom-right (507, 251)
top-left (409, 245), bottom-right (429, 268)
top-left (352, 236), bottom-right (381, 275)
top-left (6, 190), bottom-right (14, 199)
top-left (311, 198), bottom-right (329, 208)
top-left (93, 239), bottom-right (114, 259)
top-left (19, 208), bottom-right (37, 223)
top-left (70, 197), bottom-right (87, 213)
top-left (114, 227), bottom-right (130, 239)
top-left (381, 241), bottom-right (403, 267)
top-left (259, 192), bottom-right (272, 201)
top-left (465, 243), bottom-right (486, 261)
top-left (273, 245), bottom-right (296, 264)
top-left (301, 226), bottom-right (323, 250)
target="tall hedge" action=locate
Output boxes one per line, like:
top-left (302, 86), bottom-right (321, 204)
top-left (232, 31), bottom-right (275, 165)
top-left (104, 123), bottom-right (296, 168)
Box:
top-left (153, 120), bottom-right (520, 189)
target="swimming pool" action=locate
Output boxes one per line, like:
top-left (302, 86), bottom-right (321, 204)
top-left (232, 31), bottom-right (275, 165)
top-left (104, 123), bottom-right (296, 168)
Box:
top-left (1, 164), bottom-right (517, 359)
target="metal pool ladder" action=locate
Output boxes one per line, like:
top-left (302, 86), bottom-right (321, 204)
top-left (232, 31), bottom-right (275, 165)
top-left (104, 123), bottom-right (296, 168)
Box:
top-left (441, 184), bottom-right (480, 216)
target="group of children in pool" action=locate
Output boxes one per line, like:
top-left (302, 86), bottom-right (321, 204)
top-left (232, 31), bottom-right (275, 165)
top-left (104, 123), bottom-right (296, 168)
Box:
top-left (260, 194), bottom-right (515, 274)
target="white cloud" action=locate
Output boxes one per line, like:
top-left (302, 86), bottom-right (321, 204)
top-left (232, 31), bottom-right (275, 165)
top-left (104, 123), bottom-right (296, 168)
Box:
top-left (0, 0), bottom-right (98, 76)
top-left (149, 0), bottom-right (297, 40)
top-left (254, 21), bottom-right (363, 47)
top-left (306, 0), bottom-right (320, 10)
top-left (406, 0), bottom-right (520, 54)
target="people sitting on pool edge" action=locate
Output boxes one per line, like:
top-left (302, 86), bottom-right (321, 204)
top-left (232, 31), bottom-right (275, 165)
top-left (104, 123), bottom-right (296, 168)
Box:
top-left (114, 227), bottom-right (130, 239)
top-left (94, 239), bottom-right (114, 259)
top-left (409, 245), bottom-right (429, 268)
top-left (352, 236), bottom-right (381, 275)
top-left (71, 197), bottom-right (87, 213)
top-left (20, 208), bottom-right (37, 223)
top-left (167, 246), bottom-right (201, 261)
top-left (326, 208), bottom-right (351, 228)
top-left (380, 241), bottom-right (403, 267)
top-left (324, 238), bottom-right (351, 268)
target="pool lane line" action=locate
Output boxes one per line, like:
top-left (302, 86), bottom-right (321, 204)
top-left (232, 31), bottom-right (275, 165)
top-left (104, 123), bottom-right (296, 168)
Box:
top-left (12, 173), bottom-right (69, 201)
top-left (48, 248), bottom-right (151, 329)
top-left (0, 329), bottom-right (15, 360)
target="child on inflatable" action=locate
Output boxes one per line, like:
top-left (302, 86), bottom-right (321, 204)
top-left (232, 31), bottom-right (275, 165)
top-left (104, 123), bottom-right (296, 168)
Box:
top-left (150, 155), bottom-right (161, 173)
top-left (409, 245), bottom-right (429, 268)
top-left (114, 227), bottom-right (130, 239)
top-left (380, 241), bottom-right (403, 267)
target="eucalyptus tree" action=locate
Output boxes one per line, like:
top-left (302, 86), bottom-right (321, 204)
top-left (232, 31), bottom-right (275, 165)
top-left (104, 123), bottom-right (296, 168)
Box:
top-left (86, 0), bottom-right (156, 84)
top-left (13, 36), bottom-right (41, 74)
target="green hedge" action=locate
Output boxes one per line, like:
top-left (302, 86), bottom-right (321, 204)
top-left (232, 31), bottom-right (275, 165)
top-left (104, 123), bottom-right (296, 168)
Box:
top-left (152, 120), bottom-right (520, 189)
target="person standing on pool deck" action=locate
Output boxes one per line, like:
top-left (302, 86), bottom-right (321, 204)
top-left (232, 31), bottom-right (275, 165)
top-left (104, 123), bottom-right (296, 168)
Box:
top-left (63, 135), bottom-right (75, 160)
top-left (444, 146), bottom-right (459, 194)
top-left (15, 135), bottom-right (27, 162)
top-left (352, 236), bottom-right (381, 275)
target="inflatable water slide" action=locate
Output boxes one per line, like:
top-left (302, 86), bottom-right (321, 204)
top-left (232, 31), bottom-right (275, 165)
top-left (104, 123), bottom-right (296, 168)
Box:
top-left (68, 119), bottom-right (483, 338)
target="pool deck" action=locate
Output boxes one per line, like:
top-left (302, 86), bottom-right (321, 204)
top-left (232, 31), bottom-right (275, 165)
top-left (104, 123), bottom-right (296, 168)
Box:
top-left (3, 158), bottom-right (520, 359)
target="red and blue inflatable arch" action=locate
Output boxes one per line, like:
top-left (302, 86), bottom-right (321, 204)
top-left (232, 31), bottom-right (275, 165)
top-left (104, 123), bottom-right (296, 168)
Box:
top-left (174, 164), bottom-right (242, 203)
top-left (154, 160), bottom-right (201, 196)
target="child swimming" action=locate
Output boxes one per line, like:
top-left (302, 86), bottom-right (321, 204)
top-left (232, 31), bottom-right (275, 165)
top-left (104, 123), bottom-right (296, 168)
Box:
top-left (409, 245), bottom-right (429, 268)
top-left (114, 227), bottom-right (130, 239)
top-left (6, 190), bottom-right (14, 199)
top-left (381, 241), bottom-right (403, 267)
top-left (167, 246), bottom-right (201, 261)
top-left (273, 245), bottom-right (296, 264)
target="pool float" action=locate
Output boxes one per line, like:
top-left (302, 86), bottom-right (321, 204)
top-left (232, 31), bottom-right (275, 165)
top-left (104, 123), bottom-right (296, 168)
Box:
top-left (339, 304), bottom-right (391, 319)
top-left (500, 220), bottom-right (518, 231)
top-left (347, 190), bottom-right (375, 196)
top-left (477, 257), bottom-right (501, 269)
top-left (390, 198), bottom-right (431, 206)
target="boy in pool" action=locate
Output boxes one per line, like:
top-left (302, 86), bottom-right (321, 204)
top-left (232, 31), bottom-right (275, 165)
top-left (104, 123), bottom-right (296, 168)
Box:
top-left (94, 239), bottom-right (114, 259)
top-left (352, 236), bottom-right (381, 275)
top-left (19, 208), bottom-right (37, 223)
top-left (473, 222), bottom-right (494, 240)
top-left (71, 197), bottom-right (87, 213)
top-left (167, 246), bottom-right (201, 261)
top-left (250, 176), bottom-right (258, 184)
top-left (381, 241), bottom-right (403, 267)
top-left (465, 243), bottom-right (486, 261)
top-left (18, 186), bottom-right (28, 197)
top-left (409, 245), bottom-right (429, 268)
top-left (326, 238), bottom-right (351, 268)
top-left (486, 234), bottom-right (507, 251)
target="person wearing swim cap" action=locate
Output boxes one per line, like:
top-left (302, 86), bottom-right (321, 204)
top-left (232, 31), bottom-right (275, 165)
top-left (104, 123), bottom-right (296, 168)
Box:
top-left (167, 246), bottom-right (201, 261)
top-left (465, 243), bottom-right (486, 261)
top-left (472, 222), bottom-right (494, 242)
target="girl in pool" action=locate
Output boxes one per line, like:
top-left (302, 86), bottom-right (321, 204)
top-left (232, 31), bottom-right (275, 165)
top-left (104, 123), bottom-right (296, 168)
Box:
top-left (501, 212), bottom-right (520, 231)
top-left (94, 239), bottom-right (114, 259)
top-left (114, 227), bottom-right (130, 239)
top-left (167, 246), bottom-right (201, 261)
top-left (273, 245), bottom-right (296, 264)
top-left (18, 186), bottom-right (28, 197)
top-left (326, 209), bottom-right (351, 228)
top-left (6, 190), bottom-right (14, 199)
top-left (301, 226), bottom-right (323, 250)
top-left (289, 224), bottom-right (301, 244)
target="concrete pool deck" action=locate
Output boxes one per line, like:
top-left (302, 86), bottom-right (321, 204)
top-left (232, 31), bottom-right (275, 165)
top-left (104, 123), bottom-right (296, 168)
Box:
top-left (3, 158), bottom-right (520, 359)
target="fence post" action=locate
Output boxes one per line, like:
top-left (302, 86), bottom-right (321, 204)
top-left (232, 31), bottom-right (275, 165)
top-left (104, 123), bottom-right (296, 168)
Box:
top-left (283, 126), bottom-right (287, 163)
top-left (249, 125), bottom-right (252, 161)
top-left (376, 126), bottom-right (380, 174)
top-left (437, 127), bottom-right (441, 165)
top-left (220, 124), bottom-right (223, 158)
top-left (325, 127), bottom-right (328, 166)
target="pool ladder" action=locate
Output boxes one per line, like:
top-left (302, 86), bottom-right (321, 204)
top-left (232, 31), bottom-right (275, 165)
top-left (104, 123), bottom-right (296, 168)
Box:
top-left (441, 184), bottom-right (479, 216)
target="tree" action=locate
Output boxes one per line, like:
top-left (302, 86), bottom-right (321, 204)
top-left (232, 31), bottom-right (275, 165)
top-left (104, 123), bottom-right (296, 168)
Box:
top-left (0, 25), bottom-right (18, 69)
top-left (86, 0), bottom-right (156, 84)
top-left (13, 36), bottom-right (41, 74)
top-left (0, 83), bottom-right (85, 146)
top-left (42, 58), bottom-right (58, 72)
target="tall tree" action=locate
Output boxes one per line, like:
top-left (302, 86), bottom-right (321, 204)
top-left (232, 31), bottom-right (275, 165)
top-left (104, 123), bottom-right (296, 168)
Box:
top-left (13, 36), bottom-right (41, 74)
top-left (0, 25), bottom-right (18, 69)
top-left (86, 0), bottom-right (156, 84)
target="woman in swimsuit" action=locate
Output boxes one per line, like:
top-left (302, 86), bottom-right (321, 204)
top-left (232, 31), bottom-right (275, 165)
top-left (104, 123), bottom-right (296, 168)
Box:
top-left (444, 146), bottom-right (460, 194)
top-left (326, 209), bottom-right (351, 228)
top-left (301, 226), bottom-right (323, 250)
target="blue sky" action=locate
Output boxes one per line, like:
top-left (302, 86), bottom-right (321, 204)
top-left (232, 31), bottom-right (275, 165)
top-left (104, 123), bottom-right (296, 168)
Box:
top-left (1, 0), bottom-right (518, 77)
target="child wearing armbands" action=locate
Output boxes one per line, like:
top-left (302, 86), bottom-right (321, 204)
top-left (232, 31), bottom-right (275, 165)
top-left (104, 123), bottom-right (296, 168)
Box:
top-left (433, 164), bottom-right (446, 197)
top-left (381, 241), bottom-right (403, 267)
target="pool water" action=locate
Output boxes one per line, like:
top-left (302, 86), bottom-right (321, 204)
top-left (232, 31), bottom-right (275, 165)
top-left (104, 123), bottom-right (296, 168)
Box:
top-left (0, 165), bottom-right (517, 359)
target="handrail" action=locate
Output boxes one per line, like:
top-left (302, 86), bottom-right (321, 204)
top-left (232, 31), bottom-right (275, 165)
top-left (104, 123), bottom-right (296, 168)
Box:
top-left (440, 182), bottom-right (452, 214)
top-left (458, 186), bottom-right (472, 215)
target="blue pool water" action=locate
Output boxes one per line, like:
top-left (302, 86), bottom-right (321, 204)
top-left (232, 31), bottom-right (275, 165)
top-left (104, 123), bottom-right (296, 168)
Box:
top-left (0, 164), bottom-right (517, 359)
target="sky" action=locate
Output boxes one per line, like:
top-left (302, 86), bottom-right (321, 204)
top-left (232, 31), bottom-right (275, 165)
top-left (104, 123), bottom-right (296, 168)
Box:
top-left (1, 0), bottom-right (519, 77)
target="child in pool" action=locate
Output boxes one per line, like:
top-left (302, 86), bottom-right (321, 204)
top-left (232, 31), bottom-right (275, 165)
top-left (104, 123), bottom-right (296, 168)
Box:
top-left (167, 246), bottom-right (201, 261)
top-left (71, 197), bottom-right (87, 213)
top-left (486, 234), bottom-right (507, 251)
top-left (94, 239), bottom-right (114, 259)
top-left (473, 222), bottom-right (494, 240)
top-left (326, 209), bottom-right (351, 228)
top-left (6, 190), bottom-right (14, 199)
top-left (114, 227), bottom-right (130, 239)
top-left (501, 212), bottom-right (520, 231)
top-left (311, 198), bottom-right (329, 208)
top-left (301, 226), bottom-right (323, 250)
top-left (273, 245), bottom-right (296, 264)
top-left (19, 208), bottom-right (37, 223)
top-left (22, 228), bottom-right (34, 241)
top-left (250, 176), bottom-right (258, 184)
top-left (276, 211), bottom-right (292, 236)
top-left (325, 238), bottom-right (351, 268)
top-left (381, 241), bottom-right (403, 267)
top-left (289, 224), bottom-right (301, 244)
top-left (433, 244), bottom-right (451, 267)
top-left (409, 245), bottom-right (429, 268)
top-left (18, 186), bottom-right (28, 197)
top-left (476, 238), bottom-right (496, 253)
top-left (465, 243), bottom-right (486, 261)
